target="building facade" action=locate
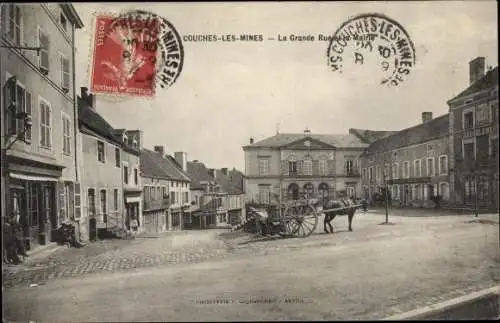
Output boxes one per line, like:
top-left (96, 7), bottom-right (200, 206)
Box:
top-left (243, 131), bottom-right (368, 206)
top-left (359, 113), bottom-right (450, 208)
top-left (1, 4), bottom-right (83, 248)
top-left (447, 58), bottom-right (499, 211)
top-left (217, 168), bottom-right (245, 226)
top-left (78, 89), bottom-right (142, 241)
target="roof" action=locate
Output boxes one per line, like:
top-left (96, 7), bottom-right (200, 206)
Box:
top-left (141, 149), bottom-right (190, 182)
top-left (366, 113), bottom-right (450, 153)
top-left (60, 4), bottom-right (84, 29)
top-left (228, 168), bottom-right (245, 192)
top-left (214, 170), bottom-right (243, 195)
top-left (140, 149), bottom-right (171, 180)
top-left (165, 155), bottom-right (191, 182)
top-left (448, 66), bottom-right (498, 103)
top-left (78, 97), bottom-right (140, 156)
top-left (349, 128), bottom-right (399, 144)
top-left (243, 133), bottom-right (368, 149)
top-left (186, 161), bottom-right (214, 190)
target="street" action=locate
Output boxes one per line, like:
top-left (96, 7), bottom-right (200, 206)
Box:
top-left (3, 212), bottom-right (500, 321)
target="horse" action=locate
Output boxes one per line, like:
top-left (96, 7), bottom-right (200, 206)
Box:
top-left (315, 198), bottom-right (357, 234)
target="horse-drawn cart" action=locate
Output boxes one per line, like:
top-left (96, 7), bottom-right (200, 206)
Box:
top-left (241, 196), bottom-right (363, 238)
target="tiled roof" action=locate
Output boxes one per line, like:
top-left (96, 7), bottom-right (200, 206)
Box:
top-left (348, 128), bottom-right (399, 144)
top-left (140, 149), bottom-right (171, 180)
top-left (141, 149), bottom-right (190, 182)
top-left (214, 170), bottom-right (243, 195)
top-left (366, 113), bottom-right (450, 153)
top-left (244, 133), bottom-right (368, 149)
top-left (78, 97), bottom-right (140, 156)
top-left (186, 161), bottom-right (214, 190)
top-left (228, 168), bottom-right (245, 192)
top-left (448, 66), bottom-right (498, 103)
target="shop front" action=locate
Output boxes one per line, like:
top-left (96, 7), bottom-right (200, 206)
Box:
top-left (5, 156), bottom-right (64, 250)
top-left (124, 189), bottom-right (142, 233)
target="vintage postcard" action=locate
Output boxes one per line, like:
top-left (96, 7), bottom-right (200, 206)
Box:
top-left (1, 1), bottom-right (499, 322)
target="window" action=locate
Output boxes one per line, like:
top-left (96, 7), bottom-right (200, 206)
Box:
top-left (288, 160), bottom-right (297, 174)
top-left (426, 158), bottom-right (434, 176)
top-left (38, 28), bottom-right (50, 72)
top-left (6, 79), bottom-right (32, 143)
top-left (369, 167), bottom-right (374, 181)
top-left (62, 114), bottom-right (71, 155)
top-left (5, 4), bottom-right (22, 44)
top-left (88, 188), bottom-right (96, 219)
top-left (123, 166), bottom-right (129, 184)
top-left (100, 189), bottom-right (107, 223)
top-left (463, 141), bottom-right (475, 164)
top-left (318, 183), bottom-right (329, 199)
top-left (362, 168), bottom-right (366, 180)
top-left (115, 148), bottom-right (120, 167)
top-left (464, 177), bottom-right (476, 202)
top-left (476, 103), bottom-right (489, 124)
top-left (413, 184), bottom-right (421, 200)
top-left (258, 186), bottom-right (270, 204)
top-left (162, 186), bottom-right (167, 199)
top-left (392, 163), bottom-right (398, 179)
top-left (345, 159), bottom-right (354, 175)
top-left (426, 144), bottom-right (434, 154)
top-left (60, 55), bottom-right (70, 91)
top-left (303, 157), bottom-right (312, 175)
top-left (170, 190), bottom-right (175, 204)
top-left (113, 189), bottom-right (118, 210)
top-left (391, 184), bottom-right (399, 200)
top-left (376, 166), bottom-right (381, 180)
top-left (319, 158), bottom-right (328, 175)
top-left (184, 192), bottom-right (188, 204)
top-left (491, 101), bottom-right (499, 123)
top-left (97, 140), bottom-right (105, 162)
top-left (258, 158), bottom-right (269, 175)
top-left (39, 99), bottom-right (51, 148)
top-left (463, 111), bottom-right (474, 129)
top-left (134, 168), bottom-right (138, 185)
top-left (439, 156), bottom-right (448, 175)
top-left (439, 182), bottom-right (449, 200)
top-left (491, 137), bottom-right (499, 159)
top-left (414, 160), bottom-right (421, 177)
top-left (59, 12), bottom-right (67, 31)
top-left (403, 161), bottom-right (410, 178)
top-left (384, 164), bottom-right (389, 180)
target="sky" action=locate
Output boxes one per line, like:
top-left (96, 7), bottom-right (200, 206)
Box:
top-left (73, 1), bottom-right (498, 171)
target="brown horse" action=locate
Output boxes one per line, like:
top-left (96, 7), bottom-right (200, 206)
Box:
top-left (316, 198), bottom-right (357, 234)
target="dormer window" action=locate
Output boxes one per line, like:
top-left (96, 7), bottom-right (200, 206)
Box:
top-left (122, 134), bottom-right (128, 143)
top-left (132, 137), bottom-right (138, 148)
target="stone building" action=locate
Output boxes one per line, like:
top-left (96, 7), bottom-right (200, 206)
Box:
top-left (242, 130), bottom-right (368, 206)
top-left (447, 58), bottom-right (499, 211)
top-left (1, 4), bottom-right (83, 248)
top-left (358, 113), bottom-right (450, 208)
top-left (78, 88), bottom-right (142, 240)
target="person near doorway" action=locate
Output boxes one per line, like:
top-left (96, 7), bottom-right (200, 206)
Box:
top-left (130, 215), bottom-right (139, 232)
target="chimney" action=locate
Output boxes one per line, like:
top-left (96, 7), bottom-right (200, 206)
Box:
top-left (208, 168), bottom-right (216, 179)
top-left (192, 160), bottom-right (199, 162)
top-left (421, 112), bottom-right (433, 123)
top-left (125, 130), bottom-right (143, 149)
top-left (469, 57), bottom-right (485, 85)
top-left (174, 152), bottom-right (187, 172)
top-left (221, 168), bottom-right (228, 176)
top-left (249, 137), bottom-right (254, 144)
top-left (304, 128), bottom-right (311, 135)
top-left (154, 145), bottom-right (164, 156)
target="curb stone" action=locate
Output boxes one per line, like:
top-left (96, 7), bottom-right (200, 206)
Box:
top-left (383, 285), bottom-right (500, 320)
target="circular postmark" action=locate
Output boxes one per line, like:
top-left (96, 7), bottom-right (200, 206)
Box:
top-left (327, 13), bottom-right (416, 87)
top-left (92, 9), bottom-right (184, 97)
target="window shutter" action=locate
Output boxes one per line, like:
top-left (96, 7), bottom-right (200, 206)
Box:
top-left (25, 90), bottom-right (32, 142)
top-left (59, 181), bottom-right (66, 224)
top-left (328, 160), bottom-right (335, 175)
top-left (39, 30), bottom-right (49, 71)
top-left (74, 183), bottom-right (81, 219)
top-left (297, 160), bottom-right (303, 175)
top-left (62, 56), bottom-right (70, 90)
top-left (312, 160), bottom-right (319, 175)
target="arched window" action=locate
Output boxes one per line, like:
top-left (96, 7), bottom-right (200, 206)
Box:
top-left (304, 183), bottom-right (314, 198)
top-left (318, 183), bottom-right (329, 200)
top-left (303, 156), bottom-right (313, 175)
top-left (287, 183), bottom-right (299, 200)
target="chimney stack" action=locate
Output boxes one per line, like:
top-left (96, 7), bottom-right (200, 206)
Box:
top-left (154, 145), bottom-right (165, 156)
top-left (249, 137), bottom-right (254, 144)
top-left (469, 57), bottom-right (485, 85)
top-left (221, 168), bottom-right (228, 176)
top-left (208, 168), bottom-right (216, 179)
top-left (422, 112), bottom-right (433, 123)
top-left (174, 152), bottom-right (187, 172)
top-left (304, 128), bottom-right (311, 135)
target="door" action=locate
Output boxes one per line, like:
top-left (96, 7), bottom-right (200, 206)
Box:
top-left (403, 185), bottom-right (409, 206)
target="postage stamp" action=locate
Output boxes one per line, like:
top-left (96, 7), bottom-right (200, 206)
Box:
top-left (327, 13), bottom-right (416, 87)
top-left (90, 10), bottom-right (184, 97)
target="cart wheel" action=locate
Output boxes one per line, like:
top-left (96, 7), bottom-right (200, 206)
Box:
top-left (283, 203), bottom-right (318, 238)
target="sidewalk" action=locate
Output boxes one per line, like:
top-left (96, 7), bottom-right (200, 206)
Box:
top-left (367, 206), bottom-right (499, 217)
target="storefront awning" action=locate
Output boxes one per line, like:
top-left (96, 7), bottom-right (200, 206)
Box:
top-left (10, 172), bottom-right (58, 182)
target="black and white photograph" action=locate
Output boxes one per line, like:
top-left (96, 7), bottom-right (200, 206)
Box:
top-left (1, 1), bottom-right (499, 321)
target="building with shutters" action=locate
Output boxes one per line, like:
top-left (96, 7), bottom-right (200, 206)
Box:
top-left (1, 4), bottom-right (83, 249)
top-left (357, 113), bottom-right (450, 208)
top-left (78, 88), bottom-right (142, 241)
top-left (242, 130), bottom-right (367, 206)
top-left (447, 58), bottom-right (499, 211)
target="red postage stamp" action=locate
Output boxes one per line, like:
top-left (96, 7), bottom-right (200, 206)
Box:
top-left (90, 14), bottom-right (161, 97)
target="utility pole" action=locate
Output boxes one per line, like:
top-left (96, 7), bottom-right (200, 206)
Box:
top-left (384, 170), bottom-right (389, 224)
